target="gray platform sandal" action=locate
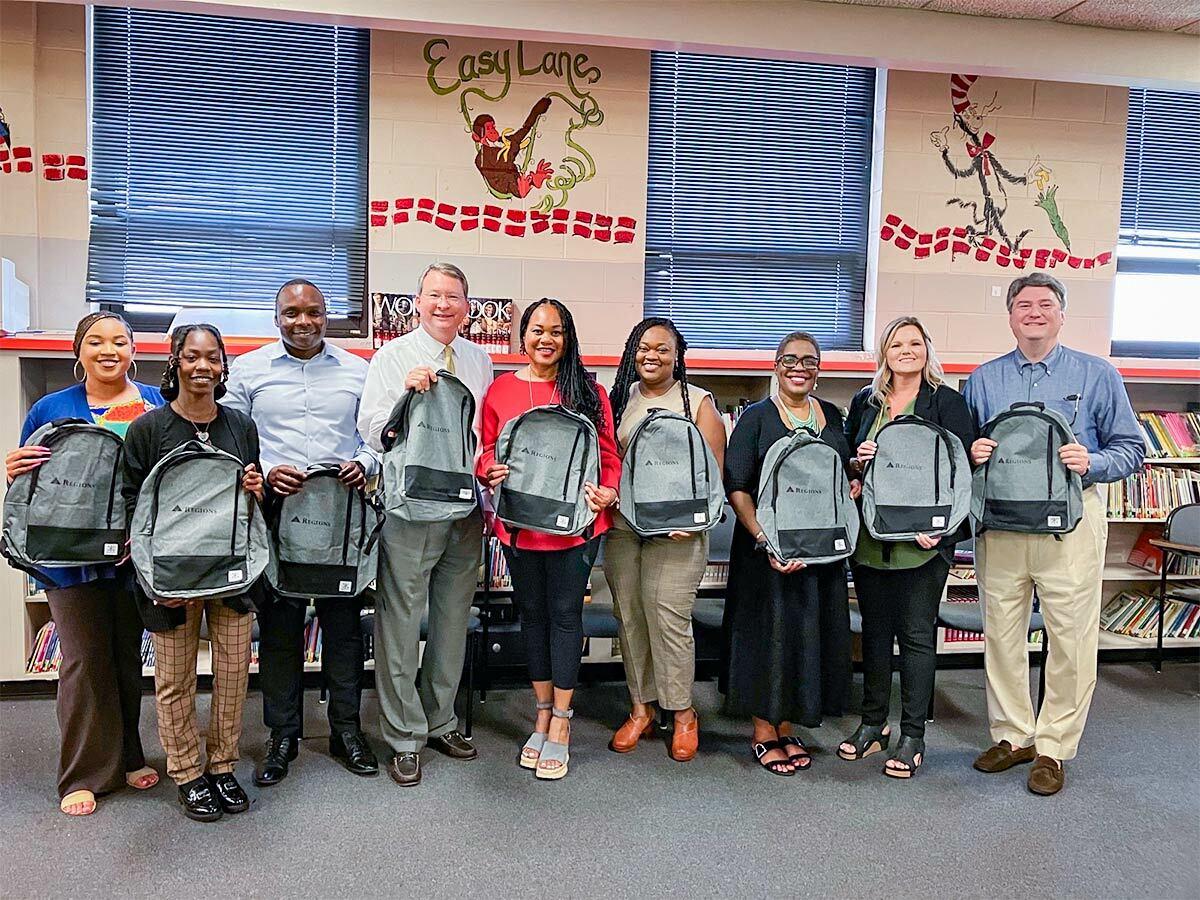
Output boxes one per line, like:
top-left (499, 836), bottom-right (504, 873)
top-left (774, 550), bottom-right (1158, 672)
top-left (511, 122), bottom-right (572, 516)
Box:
top-left (535, 707), bottom-right (573, 781)
top-left (519, 701), bottom-right (554, 769)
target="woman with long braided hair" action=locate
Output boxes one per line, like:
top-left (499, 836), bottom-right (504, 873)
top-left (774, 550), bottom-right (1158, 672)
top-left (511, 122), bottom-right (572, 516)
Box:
top-left (476, 298), bottom-right (620, 779)
top-left (603, 318), bottom-right (726, 761)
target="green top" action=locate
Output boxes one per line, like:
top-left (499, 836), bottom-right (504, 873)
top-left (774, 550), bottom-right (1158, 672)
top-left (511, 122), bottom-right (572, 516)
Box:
top-left (852, 397), bottom-right (938, 571)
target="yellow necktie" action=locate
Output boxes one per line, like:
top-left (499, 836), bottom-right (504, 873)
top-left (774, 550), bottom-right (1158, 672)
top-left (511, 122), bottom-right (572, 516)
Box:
top-left (442, 344), bottom-right (455, 375)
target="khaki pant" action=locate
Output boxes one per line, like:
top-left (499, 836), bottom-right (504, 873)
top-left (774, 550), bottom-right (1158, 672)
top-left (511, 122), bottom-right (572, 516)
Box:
top-left (977, 486), bottom-right (1107, 761)
top-left (151, 600), bottom-right (253, 784)
top-left (604, 527), bottom-right (708, 711)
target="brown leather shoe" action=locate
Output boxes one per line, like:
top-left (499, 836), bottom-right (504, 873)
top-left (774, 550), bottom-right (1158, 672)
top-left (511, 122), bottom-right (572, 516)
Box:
top-left (973, 740), bottom-right (1037, 773)
top-left (387, 752), bottom-right (421, 787)
top-left (608, 712), bottom-right (655, 753)
top-left (670, 712), bottom-right (699, 762)
top-left (1027, 755), bottom-right (1065, 795)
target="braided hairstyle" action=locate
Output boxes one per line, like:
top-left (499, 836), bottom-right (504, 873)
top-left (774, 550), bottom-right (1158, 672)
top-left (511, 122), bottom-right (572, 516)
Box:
top-left (610, 317), bottom-right (692, 432)
top-left (160, 323), bottom-right (229, 401)
top-left (518, 298), bottom-right (603, 429)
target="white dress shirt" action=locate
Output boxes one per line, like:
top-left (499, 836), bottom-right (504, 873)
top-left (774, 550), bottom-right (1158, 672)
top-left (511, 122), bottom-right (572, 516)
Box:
top-left (358, 324), bottom-right (495, 453)
top-left (221, 339), bottom-right (379, 476)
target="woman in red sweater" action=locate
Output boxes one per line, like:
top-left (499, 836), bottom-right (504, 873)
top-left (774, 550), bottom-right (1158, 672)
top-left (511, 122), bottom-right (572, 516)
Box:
top-left (477, 298), bottom-right (620, 780)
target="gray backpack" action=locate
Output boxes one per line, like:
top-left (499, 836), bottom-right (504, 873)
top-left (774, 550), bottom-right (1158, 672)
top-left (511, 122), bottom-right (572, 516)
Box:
top-left (619, 409), bottom-right (723, 537)
top-left (266, 466), bottom-right (384, 599)
top-left (862, 416), bottom-right (971, 540)
top-left (2, 419), bottom-right (127, 580)
top-left (971, 402), bottom-right (1083, 535)
top-left (494, 405), bottom-right (600, 537)
top-left (757, 428), bottom-right (859, 565)
top-left (130, 441), bottom-right (270, 601)
top-left (380, 370), bottom-right (478, 522)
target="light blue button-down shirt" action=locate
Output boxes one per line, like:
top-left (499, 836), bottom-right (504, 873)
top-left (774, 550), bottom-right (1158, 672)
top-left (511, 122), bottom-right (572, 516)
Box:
top-left (962, 342), bottom-right (1145, 486)
top-left (222, 340), bottom-right (378, 477)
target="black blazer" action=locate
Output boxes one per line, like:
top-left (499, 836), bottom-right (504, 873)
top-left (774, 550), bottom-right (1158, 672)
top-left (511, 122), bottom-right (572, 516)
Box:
top-left (844, 380), bottom-right (977, 558)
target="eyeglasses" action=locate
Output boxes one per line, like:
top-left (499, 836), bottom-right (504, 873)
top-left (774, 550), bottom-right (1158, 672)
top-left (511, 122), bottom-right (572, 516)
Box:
top-left (775, 354), bottom-right (820, 371)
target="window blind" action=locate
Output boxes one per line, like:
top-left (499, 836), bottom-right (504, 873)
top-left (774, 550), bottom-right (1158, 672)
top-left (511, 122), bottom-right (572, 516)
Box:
top-left (1120, 88), bottom-right (1200, 248)
top-left (87, 8), bottom-right (369, 325)
top-left (645, 52), bottom-right (875, 351)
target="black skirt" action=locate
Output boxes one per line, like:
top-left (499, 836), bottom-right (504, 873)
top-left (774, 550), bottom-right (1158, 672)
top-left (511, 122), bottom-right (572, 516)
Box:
top-left (721, 524), bottom-right (851, 727)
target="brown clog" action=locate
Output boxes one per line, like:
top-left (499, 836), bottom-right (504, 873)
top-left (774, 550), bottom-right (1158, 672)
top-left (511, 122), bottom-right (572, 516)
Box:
top-left (670, 713), bottom-right (699, 762)
top-left (608, 712), bottom-right (655, 753)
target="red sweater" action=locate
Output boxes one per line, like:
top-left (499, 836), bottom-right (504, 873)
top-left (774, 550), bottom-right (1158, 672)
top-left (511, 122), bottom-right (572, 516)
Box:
top-left (476, 372), bottom-right (620, 550)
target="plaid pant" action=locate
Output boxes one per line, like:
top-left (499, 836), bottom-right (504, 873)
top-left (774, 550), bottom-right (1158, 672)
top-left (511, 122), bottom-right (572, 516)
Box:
top-left (151, 599), bottom-right (253, 785)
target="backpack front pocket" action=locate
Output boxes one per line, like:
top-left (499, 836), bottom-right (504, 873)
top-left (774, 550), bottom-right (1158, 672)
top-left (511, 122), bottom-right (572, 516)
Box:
top-left (153, 553), bottom-right (248, 591)
top-left (633, 499), bottom-right (709, 532)
top-left (404, 466), bottom-right (476, 503)
top-left (777, 527), bottom-right (849, 560)
top-left (873, 504), bottom-right (952, 535)
top-left (498, 489), bottom-right (576, 532)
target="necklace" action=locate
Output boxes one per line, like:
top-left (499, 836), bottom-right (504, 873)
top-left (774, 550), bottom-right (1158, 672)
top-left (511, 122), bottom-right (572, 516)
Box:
top-left (524, 365), bottom-right (559, 409)
top-left (777, 394), bottom-right (817, 432)
top-left (174, 402), bottom-right (216, 443)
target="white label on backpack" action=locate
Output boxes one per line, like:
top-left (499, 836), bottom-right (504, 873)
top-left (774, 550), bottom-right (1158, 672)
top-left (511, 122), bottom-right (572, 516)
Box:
top-left (834, 539), bottom-right (847, 551)
top-left (227, 569), bottom-right (244, 583)
top-left (338, 580), bottom-right (353, 593)
top-left (931, 516), bottom-right (946, 528)
top-left (694, 512), bottom-right (707, 524)
top-left (556, 515), bottom-right (570, 528)
top-left (458, 488), bottom-right (473, 500)
top-left (1047, 515), bottom-right (1062, 528)
top-left (103, 543), bottom-right (119, 556)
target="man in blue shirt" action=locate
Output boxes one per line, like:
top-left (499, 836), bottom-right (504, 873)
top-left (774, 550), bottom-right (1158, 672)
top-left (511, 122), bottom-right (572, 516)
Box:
top-left (963, 272), bottom-right (1143, 796)
top-left (223, 279), bottom-right (380, 785)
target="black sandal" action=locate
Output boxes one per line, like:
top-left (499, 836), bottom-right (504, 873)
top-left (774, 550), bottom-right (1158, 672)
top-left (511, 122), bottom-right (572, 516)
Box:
top-left (838, 723), bottom-right (891, 761)
top-left (753, 740), bottom-right (794, 776)
top-left (884, 735), bottom-right (924, 779)
top-left (779, 735), bottom-right (812, 770)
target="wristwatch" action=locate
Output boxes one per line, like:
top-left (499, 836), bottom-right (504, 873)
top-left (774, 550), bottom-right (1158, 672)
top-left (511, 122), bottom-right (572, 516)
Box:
top-left (754, 530), bottom-right (768, 552)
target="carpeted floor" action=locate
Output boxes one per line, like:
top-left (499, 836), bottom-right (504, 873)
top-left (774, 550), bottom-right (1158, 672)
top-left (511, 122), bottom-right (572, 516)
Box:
top-left (1, 662), bottom-right (1197, 899)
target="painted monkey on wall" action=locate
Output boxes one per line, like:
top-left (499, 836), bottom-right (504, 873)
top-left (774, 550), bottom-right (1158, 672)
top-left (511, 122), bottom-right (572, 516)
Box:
top-left (471, 96), bottom-right (554, 199)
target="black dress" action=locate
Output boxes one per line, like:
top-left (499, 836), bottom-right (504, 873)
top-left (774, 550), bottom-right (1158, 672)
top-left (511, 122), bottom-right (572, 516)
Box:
top-left (721, 396), bottom-right (852, 727)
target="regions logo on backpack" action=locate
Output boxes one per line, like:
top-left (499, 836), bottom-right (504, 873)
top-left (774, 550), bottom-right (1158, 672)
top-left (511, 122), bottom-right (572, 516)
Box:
top-left (380, 370), bottom-right (477, 522)
top-left (862, 416), bottom-right (971, 540)
top-left (619, 409), bottom-right (723, 537)
top-left (494, 405), bottom-right (599, 536)
top-left (971, 402), bottom-right (1083, 534)
top-left (266, 466), bottom-right (385, 600)
top-left (130, 441), bottom-right (270, 601)
top-left (757, 428), bottom-right (859, 564)
top-left (3, 419), bottom-right (128, 582)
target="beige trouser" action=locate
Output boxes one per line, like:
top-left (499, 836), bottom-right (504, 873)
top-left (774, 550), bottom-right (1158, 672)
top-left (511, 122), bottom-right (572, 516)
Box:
top-left (976, 485), bottom-right (1107, 761)
top-left (604, 527), bottom-right (708, 710)
top-left (151, 600), bottom-right (253, 784)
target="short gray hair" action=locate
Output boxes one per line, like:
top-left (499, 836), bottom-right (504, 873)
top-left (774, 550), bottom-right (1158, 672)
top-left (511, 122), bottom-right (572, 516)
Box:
top-left (416, 262), bottom-right (469, 299)
top-left (1006, 272), bottom-right (1067, 312)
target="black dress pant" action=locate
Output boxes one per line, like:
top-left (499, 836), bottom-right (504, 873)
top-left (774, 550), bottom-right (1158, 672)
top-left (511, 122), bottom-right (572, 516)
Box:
top-left (258, 593), bottom-right (365, 739)
top-left (851, 554), bottom-right (950, 740)
top-left (502, 539), bottom-right (598, 691)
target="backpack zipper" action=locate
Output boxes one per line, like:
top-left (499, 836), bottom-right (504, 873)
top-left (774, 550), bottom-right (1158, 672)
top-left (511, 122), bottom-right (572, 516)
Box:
top-left (1045, 426), bottom-right (1054, 500)
top-left (687, 425), bottom-right (698, 497)
top-left (459, 395), bottom-right (471, 468)
top-left (230, 470), bottom-right (241, 556)
top-left (342, 483), bottom-right (354, 564)
top-left (563, 426), bottom-right (584, 500)
top-left (933, 433), bottom-right (942, 504)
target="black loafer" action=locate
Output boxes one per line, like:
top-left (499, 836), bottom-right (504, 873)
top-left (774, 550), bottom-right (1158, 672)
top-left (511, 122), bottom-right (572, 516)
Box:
top-left (209, 772), bottom-right (249, 814)
top-left (388, 752), bottom-right (421, 787)
top-left (178, 776), bottom-right (223, 822)
top-left (330, 730), bottom-right (379, 777)
top-left (254, 733), bottom-right (299, 787)
top-left (428, 730), bottom-right (478, 760)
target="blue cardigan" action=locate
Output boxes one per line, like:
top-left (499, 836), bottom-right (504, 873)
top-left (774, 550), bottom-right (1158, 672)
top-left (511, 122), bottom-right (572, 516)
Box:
top-left (18, 381), bottom-right (165, 590)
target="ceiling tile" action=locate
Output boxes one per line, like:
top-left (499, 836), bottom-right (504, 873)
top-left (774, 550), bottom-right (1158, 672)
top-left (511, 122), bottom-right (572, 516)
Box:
top-left (922, 1), bottom-right (1081, 19)
top-left (1055, 0), bottom-right (1200, 31)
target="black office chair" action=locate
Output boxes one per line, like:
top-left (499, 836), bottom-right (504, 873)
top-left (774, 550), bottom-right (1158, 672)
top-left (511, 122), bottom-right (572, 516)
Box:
top-left (582, 537), bottom-right (620, 641)
top-left (929, 594), bottom-right (1048, 721)
top-left (690, 503), bottom-right (736, 635)
top-left (1149, 502), bottom-right (1200, 673)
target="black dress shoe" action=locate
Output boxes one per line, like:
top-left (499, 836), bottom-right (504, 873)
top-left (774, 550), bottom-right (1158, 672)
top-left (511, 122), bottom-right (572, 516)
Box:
top-left (387, 752), bottom-right (421, 787)
top-left (209, 772), bottom-right (249, 814)
top-left (428, 730), bottom-right (478, 760)
top-left (178, 776), bottom-right (223, 822)
top-left (254, 733), bottom-right (299, 787)
top-left (330, 730), bottom-right (379, 777)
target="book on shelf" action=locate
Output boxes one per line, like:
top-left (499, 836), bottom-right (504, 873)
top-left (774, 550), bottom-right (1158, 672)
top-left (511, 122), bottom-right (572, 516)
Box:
top-left (1107, 464), bottom-right (1200, 520)
top-left (26, 621), bottom-right (61, 673)
top-left (304, 617), bottom-right (322, 664)
top-left (1101, 586), bottom-right (1200, 640)
top-left (942, 587), bottom-right (983, 644)
top-left (1137, 411), bottom-right (1199, 460)
top-left (700, 561), bottom-right (729, 587)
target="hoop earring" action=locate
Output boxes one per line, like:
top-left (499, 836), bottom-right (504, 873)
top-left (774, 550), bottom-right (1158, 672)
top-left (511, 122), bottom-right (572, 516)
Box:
top-left (73, 360), bottom-right (85, 383)
top-left (130, 359), bottom-right (138, 381)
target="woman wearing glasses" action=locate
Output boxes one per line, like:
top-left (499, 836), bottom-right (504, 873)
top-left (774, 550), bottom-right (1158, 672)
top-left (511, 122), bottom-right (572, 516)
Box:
top-left (838, 316), bottom-right (974, 778)
top-left (722, 332), bottom-right (854, 775)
